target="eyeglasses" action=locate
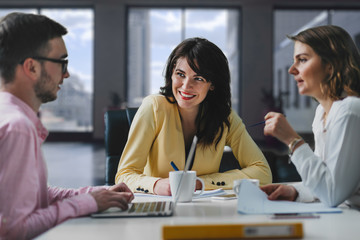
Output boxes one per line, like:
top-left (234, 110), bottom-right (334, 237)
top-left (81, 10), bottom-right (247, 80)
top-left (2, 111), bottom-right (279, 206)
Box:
top-left (20, 56), bottom-right (68, 74)
top-left (31, 56), bottom-right (68, 74)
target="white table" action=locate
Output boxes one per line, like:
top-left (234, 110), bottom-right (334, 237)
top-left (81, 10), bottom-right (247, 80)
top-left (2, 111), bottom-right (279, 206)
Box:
top-left (37, 192), bottom-right (360, 240)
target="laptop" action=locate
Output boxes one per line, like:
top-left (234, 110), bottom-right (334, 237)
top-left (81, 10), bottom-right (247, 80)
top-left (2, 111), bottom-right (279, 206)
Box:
top-left (91, 136), bottom-right (198, 218)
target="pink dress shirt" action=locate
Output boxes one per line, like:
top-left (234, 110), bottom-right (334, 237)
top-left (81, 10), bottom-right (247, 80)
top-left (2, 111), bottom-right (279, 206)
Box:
top-left (0, 92), bottom-right (102, 239)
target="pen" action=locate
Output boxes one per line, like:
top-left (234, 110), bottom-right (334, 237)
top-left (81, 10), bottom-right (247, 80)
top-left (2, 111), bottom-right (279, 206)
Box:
top-left (170, 161), bottom-right (179, 171)
top-left (271, 213), bottom-right (320, 219)
top-left (248, 120), bottom-right (266, 128)
top-left (248, 114), bottom-right (286, 128)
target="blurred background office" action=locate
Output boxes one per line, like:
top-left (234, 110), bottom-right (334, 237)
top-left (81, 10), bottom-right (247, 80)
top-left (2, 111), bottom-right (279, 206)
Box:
top-left (2, 0), bottom-right (360, 188)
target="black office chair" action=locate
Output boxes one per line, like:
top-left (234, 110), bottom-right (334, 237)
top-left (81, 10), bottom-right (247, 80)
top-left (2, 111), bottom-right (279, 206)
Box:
top-left (104, 108), bottom-right (138, 185)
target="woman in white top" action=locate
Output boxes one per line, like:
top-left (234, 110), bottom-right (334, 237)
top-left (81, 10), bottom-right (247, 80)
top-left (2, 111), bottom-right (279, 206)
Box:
top-left (261, 25), bottom-right (360, 208)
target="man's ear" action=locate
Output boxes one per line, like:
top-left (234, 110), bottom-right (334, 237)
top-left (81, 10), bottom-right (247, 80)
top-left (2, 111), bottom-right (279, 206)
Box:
top-left (21, 58), bottom-right (41, 81)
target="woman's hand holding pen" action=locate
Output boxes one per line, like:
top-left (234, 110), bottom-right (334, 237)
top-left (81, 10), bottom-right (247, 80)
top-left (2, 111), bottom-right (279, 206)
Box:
top-left (263, 112), bottom-right (301, 146)
top-left (261, 112), bottom-right (301, 201)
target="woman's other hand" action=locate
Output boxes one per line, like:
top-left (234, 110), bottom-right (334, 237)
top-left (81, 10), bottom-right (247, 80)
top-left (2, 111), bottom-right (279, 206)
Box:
top-left (153, 178), bottom-right (171, 196)
top-left (260, 184), bottom-right (298, 201)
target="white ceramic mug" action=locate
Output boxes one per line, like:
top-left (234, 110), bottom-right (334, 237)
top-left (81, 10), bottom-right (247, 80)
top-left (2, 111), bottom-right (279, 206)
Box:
top-left (169, 171), bottom-right (205, 202)
top-left (233, 179), bottom-right (259, 195)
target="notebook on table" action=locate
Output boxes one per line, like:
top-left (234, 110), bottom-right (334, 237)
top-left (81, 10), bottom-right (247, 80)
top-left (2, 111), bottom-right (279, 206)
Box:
top-left (91, 136), bottom-right (198, 218)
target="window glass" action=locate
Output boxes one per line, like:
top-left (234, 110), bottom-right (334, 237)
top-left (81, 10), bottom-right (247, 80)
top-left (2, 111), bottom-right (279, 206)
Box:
top-left (40, 9), bottom-right (94, 132)
top-left (0, 9), bottom-right (36, 15)
top-left (0, 8), bottom-right (93, 132)
top-left (127, 8), bottom-right (240, 112)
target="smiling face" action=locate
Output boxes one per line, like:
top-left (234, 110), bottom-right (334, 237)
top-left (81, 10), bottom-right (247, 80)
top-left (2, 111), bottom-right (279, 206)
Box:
top-left (171, 57), bottom-right (214, 113)
top-left (34, 37), bottom-right (69, 103)
top-left (288, 41), bottom-right (331, 101)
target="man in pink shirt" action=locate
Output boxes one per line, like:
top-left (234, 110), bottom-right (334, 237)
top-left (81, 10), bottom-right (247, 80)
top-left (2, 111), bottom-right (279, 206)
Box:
top-left (0, 12), bottom-right (134, 239)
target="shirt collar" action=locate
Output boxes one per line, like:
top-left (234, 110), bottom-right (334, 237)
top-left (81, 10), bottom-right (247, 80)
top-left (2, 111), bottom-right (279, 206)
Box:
top-left (0, 92), bottom-right (48, 142)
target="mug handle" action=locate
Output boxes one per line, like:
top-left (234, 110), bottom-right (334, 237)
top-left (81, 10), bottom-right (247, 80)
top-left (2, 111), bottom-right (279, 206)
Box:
top-left (193, 177), bottom-right (205, 196)
top-left (233, 184), bottom-right (241, 195)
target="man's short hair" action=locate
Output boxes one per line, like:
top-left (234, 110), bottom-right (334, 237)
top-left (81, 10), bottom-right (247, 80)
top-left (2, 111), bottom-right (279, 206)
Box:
top-left (0, 12), bottom-right (67, 83)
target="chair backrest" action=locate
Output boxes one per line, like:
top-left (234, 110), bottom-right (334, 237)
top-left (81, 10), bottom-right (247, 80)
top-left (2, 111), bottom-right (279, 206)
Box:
top-left (104, 108), bottom-right (138, 185)
top-left (126, 107), bottom-right (138, 125)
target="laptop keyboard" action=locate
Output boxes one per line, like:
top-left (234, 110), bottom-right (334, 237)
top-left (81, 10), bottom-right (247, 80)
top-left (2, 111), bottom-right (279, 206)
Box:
top-left (129, 201), bottom-right (168, 213)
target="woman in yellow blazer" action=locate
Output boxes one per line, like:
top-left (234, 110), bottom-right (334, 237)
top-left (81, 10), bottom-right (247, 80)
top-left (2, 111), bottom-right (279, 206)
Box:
top-left (116, 38), bottom-right (272, 195)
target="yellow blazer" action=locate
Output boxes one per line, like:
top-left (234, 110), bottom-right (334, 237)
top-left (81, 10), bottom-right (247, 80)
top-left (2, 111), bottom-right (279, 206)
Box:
top-left (115, 95), bottom-right (272, 193)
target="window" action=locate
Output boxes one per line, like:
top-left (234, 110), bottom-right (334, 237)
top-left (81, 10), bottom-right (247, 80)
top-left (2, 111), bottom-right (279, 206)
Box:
top-left (274, 9), bottom-right (360, 132)
top-left (40, 9), bottom-right (94, 132)
top-left (127, 8), bottom-right (240, 112)
top-left (0, 8), bottom-right (94, 132)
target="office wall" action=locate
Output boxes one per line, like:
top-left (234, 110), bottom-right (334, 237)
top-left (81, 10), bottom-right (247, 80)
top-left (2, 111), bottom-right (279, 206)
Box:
top-left (2, 0), bottom-right (360, 141)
